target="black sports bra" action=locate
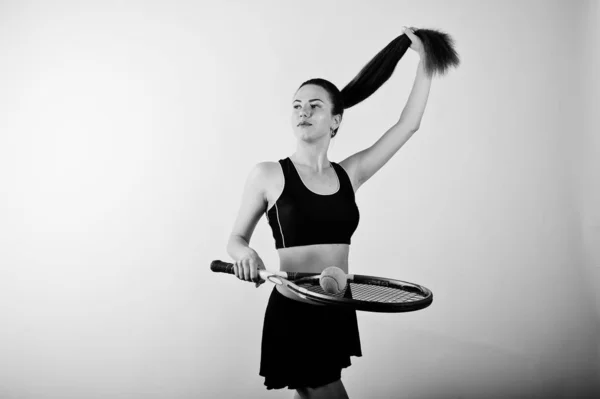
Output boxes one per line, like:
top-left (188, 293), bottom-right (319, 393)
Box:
top-left (265, 157), bottom-right (360, 249)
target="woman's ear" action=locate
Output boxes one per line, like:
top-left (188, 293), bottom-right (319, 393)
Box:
top-left (333, 114), bottom-right (342, 130)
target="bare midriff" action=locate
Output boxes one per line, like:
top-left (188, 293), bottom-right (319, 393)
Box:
top-left (265, 160), bottom-right (357, 303)
top-left (275, 243), bottom-right (350, 302)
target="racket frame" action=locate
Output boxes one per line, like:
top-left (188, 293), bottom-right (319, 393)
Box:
top-left (212, 260), bottom-right (433, 313)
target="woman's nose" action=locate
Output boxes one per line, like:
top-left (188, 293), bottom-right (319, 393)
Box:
top-left (299, 105), bottom-right (310, 117)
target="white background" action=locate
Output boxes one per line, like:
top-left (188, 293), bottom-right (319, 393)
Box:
top-left (0, 1), bottom-right (598, 398)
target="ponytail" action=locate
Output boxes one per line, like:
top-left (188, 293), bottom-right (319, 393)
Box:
top-left (298, 28), bottom-right (459, 136)
top-left (341, 28), bottom-right (460, 109)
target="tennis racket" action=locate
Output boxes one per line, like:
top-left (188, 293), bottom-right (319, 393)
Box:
top-left (211, 260), bottom-right (433, 313)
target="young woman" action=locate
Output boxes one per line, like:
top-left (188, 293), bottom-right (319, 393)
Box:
top-left (226, 27), bottom-right (458, 399)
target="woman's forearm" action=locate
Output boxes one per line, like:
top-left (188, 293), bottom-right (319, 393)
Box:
top-left (398, 60), bottom-right (432, 129)
top-left (226, 234), bottom-right (258, 261)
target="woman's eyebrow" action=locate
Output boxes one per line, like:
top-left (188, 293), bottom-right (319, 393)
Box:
top-left (292, 99), bottom-right (324, 103)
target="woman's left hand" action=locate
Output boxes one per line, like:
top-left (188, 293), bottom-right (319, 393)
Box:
top-left (403, 26), bottom-right (425, 58)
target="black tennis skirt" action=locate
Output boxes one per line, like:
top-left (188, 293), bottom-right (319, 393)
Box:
top-left (259, 286), bottom-right (362, 390)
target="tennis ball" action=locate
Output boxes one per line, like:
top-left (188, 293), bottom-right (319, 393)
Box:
top-left (319, 266), bottom-right (347, 294)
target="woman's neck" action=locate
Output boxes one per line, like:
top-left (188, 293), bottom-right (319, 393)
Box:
top-left (291, 135), bottom-right (333, 173)
top-left (290, 151), bottom-right (332, 173)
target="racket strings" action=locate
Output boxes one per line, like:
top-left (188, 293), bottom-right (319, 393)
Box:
top-left (352, 283), bottom-right (425, 303)
top-left (299, 282), bottom-right (426, 303)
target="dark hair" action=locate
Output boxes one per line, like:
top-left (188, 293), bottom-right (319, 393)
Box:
top-left (298, 28), bottom-right (460, 138)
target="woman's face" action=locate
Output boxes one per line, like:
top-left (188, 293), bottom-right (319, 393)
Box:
top-left (291, 84), bottom-right (340, 142)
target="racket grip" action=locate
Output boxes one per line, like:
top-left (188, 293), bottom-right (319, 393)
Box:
top-left (210, 260), bottom-right (235, 274)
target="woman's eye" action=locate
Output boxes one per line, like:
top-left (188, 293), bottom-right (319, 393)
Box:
top-left (292, 104), bottom-right (319, 109)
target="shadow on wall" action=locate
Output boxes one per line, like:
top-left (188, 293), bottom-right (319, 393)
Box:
top-left (346, 323), bottom-right (599, 399)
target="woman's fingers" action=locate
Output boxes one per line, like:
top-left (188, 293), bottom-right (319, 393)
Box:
top-left (249, 262), bottom-right (258, 282)
top-left (240, 259), bottom-right (248, 281)
top-left (254, 262), bottom-right (266, 287)
top-left (402, 26), bottom-right (425, 57)
top-left (403, 26), bottom-right (417, 41)
top-left (233, 261), bottom-right (239, 279)
top-left (233, 256), bottom-right (266, 286)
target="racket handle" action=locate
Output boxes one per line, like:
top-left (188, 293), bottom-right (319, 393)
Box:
top-left (210, 260), bottom-right (317, 280)
top-left (211, 260), bottom-right (272, 279)
top-left (210, 260), bottom-right (235, 274)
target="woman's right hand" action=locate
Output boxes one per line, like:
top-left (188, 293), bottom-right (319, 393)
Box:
top-left (233, 250), bottom-right (266, 288)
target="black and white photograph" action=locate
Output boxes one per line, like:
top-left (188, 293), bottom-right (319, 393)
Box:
top-left (0, 1), bottom-right (598, 398)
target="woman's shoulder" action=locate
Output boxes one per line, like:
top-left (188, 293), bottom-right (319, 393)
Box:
top-left (252, 160), bottom-right (282, 175)
top-left (248, 160), bottom-right (284, 189)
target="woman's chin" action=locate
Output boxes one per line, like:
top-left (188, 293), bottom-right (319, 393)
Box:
top-left (293, 129), bottom-right (327, 142)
